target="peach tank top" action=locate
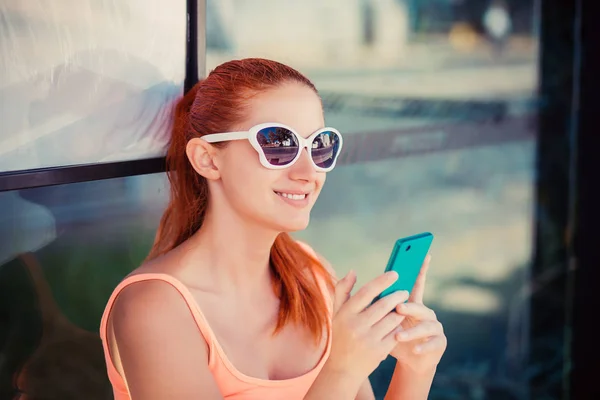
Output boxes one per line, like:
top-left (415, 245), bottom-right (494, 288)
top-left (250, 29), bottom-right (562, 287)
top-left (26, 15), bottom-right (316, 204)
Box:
top-left (99, 261), bottom-right (333, 399)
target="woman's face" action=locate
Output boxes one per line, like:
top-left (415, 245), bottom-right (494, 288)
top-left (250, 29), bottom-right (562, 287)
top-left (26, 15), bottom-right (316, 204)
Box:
top-left (213, 82), bottom-right (328, 233)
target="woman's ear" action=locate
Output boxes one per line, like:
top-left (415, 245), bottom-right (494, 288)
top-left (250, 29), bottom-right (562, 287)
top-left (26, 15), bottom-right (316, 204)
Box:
top-left (186, 138), bottom-right (221, 180)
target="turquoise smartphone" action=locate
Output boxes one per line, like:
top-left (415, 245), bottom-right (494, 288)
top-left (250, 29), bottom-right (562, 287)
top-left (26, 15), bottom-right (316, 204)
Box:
top-left (376, 232), bottom-right (434, 301)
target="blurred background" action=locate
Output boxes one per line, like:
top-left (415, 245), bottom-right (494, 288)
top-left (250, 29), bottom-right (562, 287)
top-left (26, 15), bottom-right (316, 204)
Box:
top-left (0, 1), bottom-right (577, 399)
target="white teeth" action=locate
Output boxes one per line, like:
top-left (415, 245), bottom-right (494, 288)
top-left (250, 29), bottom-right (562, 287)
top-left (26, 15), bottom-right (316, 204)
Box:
top-left (276, 192), bottom-right (307, 200)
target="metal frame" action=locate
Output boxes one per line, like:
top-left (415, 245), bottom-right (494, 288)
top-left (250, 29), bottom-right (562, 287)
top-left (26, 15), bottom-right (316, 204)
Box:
top-left (570, 0), bottom-right (599, 398)
top-left (528, 0), bottom-right (581, 398)
top-left (0, 157), bottom-right (166, 192)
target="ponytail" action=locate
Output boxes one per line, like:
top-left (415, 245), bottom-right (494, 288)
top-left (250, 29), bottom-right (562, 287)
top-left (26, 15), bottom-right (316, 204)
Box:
top-left (147, 82), bottom-right (207, 260)
top-left (271, 233), bottom-right (334, 344)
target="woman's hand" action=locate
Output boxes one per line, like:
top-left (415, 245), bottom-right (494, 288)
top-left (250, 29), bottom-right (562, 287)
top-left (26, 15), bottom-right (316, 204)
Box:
top-left (390, 255), bottom-right (447, 373)
top-left (324, 270), bottom-right (409, 382)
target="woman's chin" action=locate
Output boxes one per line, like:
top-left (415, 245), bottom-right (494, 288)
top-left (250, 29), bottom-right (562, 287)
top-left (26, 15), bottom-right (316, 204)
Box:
top-left (273, 215), bottom-right (311, 233)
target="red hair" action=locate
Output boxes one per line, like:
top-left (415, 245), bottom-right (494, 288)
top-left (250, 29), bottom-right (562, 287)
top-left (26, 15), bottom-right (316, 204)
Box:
top-left (148, 58), bottom-right (334, 344)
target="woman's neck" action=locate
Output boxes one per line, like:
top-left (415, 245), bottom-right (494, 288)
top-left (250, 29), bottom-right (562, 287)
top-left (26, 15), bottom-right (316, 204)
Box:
top-left (179, 205), bottom-right (279, 295)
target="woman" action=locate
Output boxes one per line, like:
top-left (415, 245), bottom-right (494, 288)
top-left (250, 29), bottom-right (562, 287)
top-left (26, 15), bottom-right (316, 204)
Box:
top-left (100, 58), bottom-right (447, 399)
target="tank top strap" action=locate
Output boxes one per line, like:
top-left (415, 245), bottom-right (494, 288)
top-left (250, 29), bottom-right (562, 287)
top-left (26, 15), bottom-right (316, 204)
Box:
top-left (100, 273), bottom-right (219, 368)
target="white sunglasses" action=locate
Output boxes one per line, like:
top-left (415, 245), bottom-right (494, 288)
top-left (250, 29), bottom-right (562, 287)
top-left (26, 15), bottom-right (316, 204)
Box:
top-left (202, 122), bottom-right (343, 172)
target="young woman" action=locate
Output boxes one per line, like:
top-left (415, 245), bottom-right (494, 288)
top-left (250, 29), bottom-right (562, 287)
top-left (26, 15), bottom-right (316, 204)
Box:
top-left (100, 58), bottom-right (447, 399)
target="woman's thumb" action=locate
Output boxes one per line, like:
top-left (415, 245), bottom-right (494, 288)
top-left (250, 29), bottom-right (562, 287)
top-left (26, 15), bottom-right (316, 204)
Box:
top-left (333, 270), bottom-right (356, 314)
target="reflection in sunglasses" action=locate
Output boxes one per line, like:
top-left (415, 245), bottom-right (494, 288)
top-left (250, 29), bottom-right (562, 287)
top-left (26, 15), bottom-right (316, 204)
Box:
top-left (263, 146), bottom-right (298, 166)
top-left (311, 147), bottom-right (335, 166)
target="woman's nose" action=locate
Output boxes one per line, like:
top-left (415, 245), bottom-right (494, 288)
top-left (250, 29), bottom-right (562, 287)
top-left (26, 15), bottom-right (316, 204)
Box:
top-left (288, 148), bottom-right (318, 181)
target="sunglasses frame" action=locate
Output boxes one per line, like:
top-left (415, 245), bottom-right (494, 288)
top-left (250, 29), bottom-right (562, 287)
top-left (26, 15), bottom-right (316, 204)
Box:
top-left (201, 122), bottom-right (343, 172)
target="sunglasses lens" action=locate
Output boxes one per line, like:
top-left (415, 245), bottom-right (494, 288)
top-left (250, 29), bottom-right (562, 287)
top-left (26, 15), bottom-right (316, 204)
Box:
top-left (311, 130), bottom-right (341, 169)
top-left (256, 126), bottom-right (300, 166)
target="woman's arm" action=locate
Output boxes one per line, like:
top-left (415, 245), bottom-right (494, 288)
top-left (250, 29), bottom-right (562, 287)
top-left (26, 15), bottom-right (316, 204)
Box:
top-left (109, 280), bottom-right (223, 399)
top-left (384, 362), bottom-right (436, 399)
top-left (384, 255), bottom-right (446, 399)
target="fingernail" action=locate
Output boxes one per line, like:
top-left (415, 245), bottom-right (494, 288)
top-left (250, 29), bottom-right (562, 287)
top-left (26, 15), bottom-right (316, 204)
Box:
top-left (387, 271), bottom-right (399, 280)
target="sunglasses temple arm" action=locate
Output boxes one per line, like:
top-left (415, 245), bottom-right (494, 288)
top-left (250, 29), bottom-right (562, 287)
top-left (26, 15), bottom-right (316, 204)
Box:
top-left (202, 131), bottom-right (249, 143)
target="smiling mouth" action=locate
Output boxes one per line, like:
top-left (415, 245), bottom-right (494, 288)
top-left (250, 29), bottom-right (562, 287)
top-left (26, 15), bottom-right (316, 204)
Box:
top-left (274, 191), bottom-right (308, 200)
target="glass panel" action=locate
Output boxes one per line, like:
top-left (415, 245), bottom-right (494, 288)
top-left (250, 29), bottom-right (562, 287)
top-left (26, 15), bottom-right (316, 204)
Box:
top-left (0, 1), bottom-right (186, 173)
top-left (0, 173), bottom-right (168, 398)
top-left (207, 0), bottom-right (541, 398)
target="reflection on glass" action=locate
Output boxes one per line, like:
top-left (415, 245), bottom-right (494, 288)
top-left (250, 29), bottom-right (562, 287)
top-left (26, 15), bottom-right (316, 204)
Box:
top-left (312, 131), bottom-right (339, 169)
top-left (257, 127), bottom-right (300, 166)
top-left (0, 173), bottom-right (168, 399)
top-left (0, 1), bottom-right (186, 173)
top-left (207, 1), bottom-right (539, 398)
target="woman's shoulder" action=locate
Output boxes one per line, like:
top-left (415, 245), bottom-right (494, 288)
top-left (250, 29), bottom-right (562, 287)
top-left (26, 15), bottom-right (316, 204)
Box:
top-left (109, 270), bottom-right (193, 329)
top-left (125, 248), bottom-right (177, 277)
top-left (102, 271), bottom-right (218, 399)
top-left (107, 250), bottom-right (198, 325)
top-left (104, 266), bottom-right (211, 369)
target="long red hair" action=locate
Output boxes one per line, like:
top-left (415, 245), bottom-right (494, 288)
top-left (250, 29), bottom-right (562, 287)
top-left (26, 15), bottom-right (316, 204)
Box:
top-left (148, 58), bottom-right (335, 344)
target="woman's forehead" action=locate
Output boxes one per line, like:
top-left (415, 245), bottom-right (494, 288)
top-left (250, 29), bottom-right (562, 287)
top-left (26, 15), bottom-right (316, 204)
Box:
top-left (241, 84), bottom-right (324, 136)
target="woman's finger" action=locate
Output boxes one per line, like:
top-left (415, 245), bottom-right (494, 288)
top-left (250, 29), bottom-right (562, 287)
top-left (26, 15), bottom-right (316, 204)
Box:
top-left (395, 320), bottom-right (443, 342)
top-left (361, 290), bottom-right (409, 326)
top-left (371, 309), bottom-right (406, 340)
top-left (413, 335), bottom-right (448, 355)
top-left (409, 255), bottom-right (431, 304)
top-left (381, 324), bottom-right (405, 353)
top-left (333, 270), bottom-right (357, 315)
top-left (395, 302), bottom-right (437, 321)
top-left (344, 271), bottom-right (399, 313)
